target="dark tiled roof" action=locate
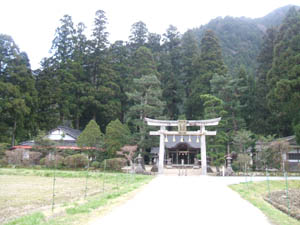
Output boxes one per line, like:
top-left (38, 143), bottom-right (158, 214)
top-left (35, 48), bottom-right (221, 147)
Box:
top-left (55, 126), bottom-right (81, 139)
top-left (19, 140), bottom-right (35, 146)
top-left (165, 135), bottom-right (200, 149)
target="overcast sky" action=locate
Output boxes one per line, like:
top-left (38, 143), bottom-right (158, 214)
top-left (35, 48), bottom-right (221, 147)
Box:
top-left (1, 0), bottom-right (299, 69)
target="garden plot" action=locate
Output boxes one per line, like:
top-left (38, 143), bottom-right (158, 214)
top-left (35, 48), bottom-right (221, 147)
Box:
top-left (0, 174), bottom-right (108, 224)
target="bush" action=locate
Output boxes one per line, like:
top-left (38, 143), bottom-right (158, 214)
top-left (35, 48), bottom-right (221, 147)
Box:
top-left (232, 161), bottom-right (241, 171)
top-left (64, 154), bottom-right (88, 168)
top-left (5, 150), bottom-right (42, 166)
top-left (40, 157), bottom-right (46, 165)
top-left (0, 158), bottom-right (8, 167)
top-left (101, 158), bottom-right (127, 172)
top-left (45, 154), bottom-right (64, 168)
top-left (91, 161), bottom-right (100, 168)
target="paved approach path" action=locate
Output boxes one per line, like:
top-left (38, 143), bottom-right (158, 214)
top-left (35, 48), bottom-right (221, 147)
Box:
top-left (90, 175), bottom-right (272, 225)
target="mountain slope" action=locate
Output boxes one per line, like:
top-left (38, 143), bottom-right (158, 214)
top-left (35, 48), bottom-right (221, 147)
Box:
top-left (191, 5), bottom-right (299, 75)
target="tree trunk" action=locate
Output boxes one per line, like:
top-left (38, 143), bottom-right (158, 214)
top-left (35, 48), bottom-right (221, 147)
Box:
top-left (12, 117), bottom-right (17, 146)
top-left (232, 111), bottom-right (238, 132)
top-left (76, 113), bottom-right (80, 130)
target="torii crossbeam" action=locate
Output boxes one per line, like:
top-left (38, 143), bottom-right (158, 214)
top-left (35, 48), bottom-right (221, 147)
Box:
top-left (145, 117), bottom-right (221, 175)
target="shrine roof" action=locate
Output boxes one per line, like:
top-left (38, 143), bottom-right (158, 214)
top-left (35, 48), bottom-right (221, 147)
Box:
top-left (145, 117), bottom-right (221, 127)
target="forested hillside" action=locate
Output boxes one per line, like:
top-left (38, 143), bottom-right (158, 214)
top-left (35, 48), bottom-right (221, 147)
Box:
top-left (192, 5), bottom-right (298, 75)
top-left (0, 5), bottom-right (299, 161)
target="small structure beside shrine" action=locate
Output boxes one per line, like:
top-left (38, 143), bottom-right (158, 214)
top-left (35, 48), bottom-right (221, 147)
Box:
top-left (145, 117), bottom-right (221, 175)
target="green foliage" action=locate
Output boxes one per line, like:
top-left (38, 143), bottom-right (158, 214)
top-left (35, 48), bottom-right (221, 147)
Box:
top-left (186, 29), bottom-right (226, 119)
top-left (126, 47), bottom-right (165, 152)
top-left (200, 94), bottom-right (228, 164)
top-left (294, 124), bottom-right (300, 145)
top-left (39, 157), bottom-right (46, 165)
top-left (1, 6), bottom-right (299, 170)
top-left (44, 154), bottom-right (64, 169)
top-left (0, 34), bottom-right (38, 145)
top-left (101, 158), bottom-right (127, 172)
top-left (91, 161), bottom-right (100, 168)
top-left (4, 212), bottom-right (45, 225)
top-left (105, 119), bottom-right (131, 157)
top-left (0, 143), bottom-right (9, 159)
top-left (266, 7), bottom-right (300, 136)
top-left (129, 21), bottom-right (148, 50)
top-left (64, 154), bottom-right (88, 168)
top-left (233, 129), bottom-right (254, 153)
top-left (77, 120), bottom-right (103, 148)
top-left (159, 25), bottom-right (183, 119)
top-left (236, 153), bottom-right (252, 170)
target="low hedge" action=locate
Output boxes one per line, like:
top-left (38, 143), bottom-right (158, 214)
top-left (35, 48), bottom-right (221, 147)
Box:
top-left (64, 154), bottom-right (88, 168)
top-left (101, 158), bottom-right (127, 172)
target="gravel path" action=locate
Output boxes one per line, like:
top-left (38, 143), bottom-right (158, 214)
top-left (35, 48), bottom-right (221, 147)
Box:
top-left (90, 175), bottom-right (272, 225)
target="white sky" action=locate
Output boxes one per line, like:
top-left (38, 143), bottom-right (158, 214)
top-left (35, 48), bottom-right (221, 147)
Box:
top-left (1, 0), bottom-right (299, 69)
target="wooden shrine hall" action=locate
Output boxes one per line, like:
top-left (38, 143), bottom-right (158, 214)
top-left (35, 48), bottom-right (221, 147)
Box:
top-left (151, 135), bottom-right (201, 165)
top-left (145, 117), bottom-right (221, 175)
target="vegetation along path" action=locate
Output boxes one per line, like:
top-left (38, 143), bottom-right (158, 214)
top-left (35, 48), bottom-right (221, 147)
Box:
top-left (89, 176), bottom-right (271, 225)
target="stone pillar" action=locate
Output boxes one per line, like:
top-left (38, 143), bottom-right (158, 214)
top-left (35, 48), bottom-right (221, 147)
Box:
top-left (200, 126), bottom-right (207, 175)
top-left (158, 126), bottom-right (166, 174)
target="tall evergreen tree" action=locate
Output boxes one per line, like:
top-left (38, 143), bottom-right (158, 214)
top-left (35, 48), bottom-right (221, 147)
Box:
top-left (180, 30), bottom-right (199, 98)
top-left (105, 119), bottom-right (131, 157)
top-left (129, 21), bottom-right (148, 50)
top-left (159, 25), bottom-right (183, 119)
top-left (0, 34), bottom-right (37, 145)
top-left (186, 30), bottom-right (226, 119)
top-left (211, 73), bottom-right (246, 136)
top-left (126, 47), bottom-right (165, 152)
top-left (266, 7), bottom-right (300, 136)
top-left (38, 15), bottom-right (77, 126)
top-left (83, 10), bottom-right (121, 130)
top-left (252, 27), bottom-right (277, 135)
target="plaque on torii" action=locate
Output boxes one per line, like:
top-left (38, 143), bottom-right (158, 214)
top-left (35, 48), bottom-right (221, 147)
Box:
top-left (145, 117), bottom-right (221, 175)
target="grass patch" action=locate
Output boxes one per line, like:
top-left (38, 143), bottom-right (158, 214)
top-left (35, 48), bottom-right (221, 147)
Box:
top-left (4, 212), bottom-right (45, 225)
top-left (230, 180), bottom-right (300, 225)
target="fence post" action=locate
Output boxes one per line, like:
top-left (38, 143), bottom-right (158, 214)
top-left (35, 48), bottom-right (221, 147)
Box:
top-left (102, 160), bottom-right (106, 193)
top-left (84, 153), bottom-right (89, 199)
top-left (244, 164), bottom-right (248, 189)
top-left (266, 168), bottom-right (271, 201)
top-left (51, 148), bottom-right (57, 212)
top-left (115, 171), bottom-right (119, 192)
top-left (284, 172), bottom-right (290, 215)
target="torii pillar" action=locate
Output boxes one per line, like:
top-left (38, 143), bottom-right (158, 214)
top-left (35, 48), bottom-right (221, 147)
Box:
top-left (145, 117), bottom-right (221, 175)
top-left (200, 125), bottom-right (207, 175)
top-left (158, 126), bottom-right (165, 173)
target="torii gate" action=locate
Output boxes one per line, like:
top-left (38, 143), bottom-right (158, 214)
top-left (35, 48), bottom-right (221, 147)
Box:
top-left (145, 117), bottom-right (221, 175)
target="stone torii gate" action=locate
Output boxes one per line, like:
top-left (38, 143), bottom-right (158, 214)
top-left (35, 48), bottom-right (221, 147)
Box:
top-left (145, 117), bottom-right (221, 175)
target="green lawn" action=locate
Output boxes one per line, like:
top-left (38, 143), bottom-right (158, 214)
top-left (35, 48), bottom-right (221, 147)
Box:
top-left (230, 180), bottom-right (300, 225)
top-left (0, 168), bottom-right (153, 225)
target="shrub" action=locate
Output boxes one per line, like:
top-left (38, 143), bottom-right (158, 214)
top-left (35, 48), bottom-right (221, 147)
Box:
top-left (5, 150), bottom-right (42, 166)
top-left (101, 158), bottom-right (127, 172)
top-left (0, 158), bottom-right (8, 167)
top-left (45, 154), bottom-right (64, 168)
top-left (29, 152), bottom-right (42, 165)
top-left (91, 161), bottom-right (100, 168)
top-left (40, 157), bottom-right (46, 165)
top-left (64, 154), bottom-right (88, 168)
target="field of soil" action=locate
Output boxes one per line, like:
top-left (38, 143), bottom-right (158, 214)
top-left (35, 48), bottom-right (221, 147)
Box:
top-left (0, 174), bottom-right (108, 224)
top-left (267, 189), bottom-right (300, 220)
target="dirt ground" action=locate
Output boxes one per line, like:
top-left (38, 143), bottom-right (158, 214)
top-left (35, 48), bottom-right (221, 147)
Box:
top-left (0, 175), bottom-right (105, 224)
top-left (268, 189), bottom-right (300, 220)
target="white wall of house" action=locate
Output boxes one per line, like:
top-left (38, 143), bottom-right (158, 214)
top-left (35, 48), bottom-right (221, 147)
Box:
top-left (287, 149), bottom-right (300, 162)
top-left (46, 129), bottom-right (75, 141)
